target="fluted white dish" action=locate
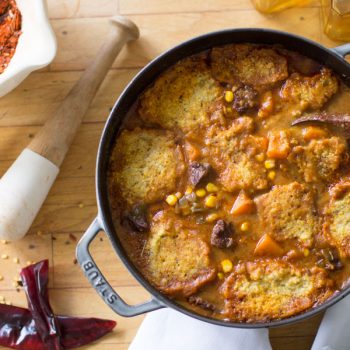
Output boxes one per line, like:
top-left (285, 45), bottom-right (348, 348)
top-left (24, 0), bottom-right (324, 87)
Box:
top-left (0, 0), bottom-right (57, 97)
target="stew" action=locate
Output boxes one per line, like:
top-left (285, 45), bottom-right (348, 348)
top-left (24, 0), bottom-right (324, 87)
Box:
top-left (108, 43), bottom-right (350, 323)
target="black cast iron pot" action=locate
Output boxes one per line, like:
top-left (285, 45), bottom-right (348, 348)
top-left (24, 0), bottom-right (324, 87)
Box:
top-left (76, 28), bottom-right (350, 328)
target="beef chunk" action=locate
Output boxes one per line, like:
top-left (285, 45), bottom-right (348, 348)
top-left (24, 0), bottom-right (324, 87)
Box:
top-left (233, 85), bottom-right (258, 113)
top-left (124, 204), bottom-right (149, 232)
top-left (188, 295), bottom-right (216, 312)
top-left (211, 220), bottom-right (234, 248)
top-left (189, 162), bottom-right (211, 187)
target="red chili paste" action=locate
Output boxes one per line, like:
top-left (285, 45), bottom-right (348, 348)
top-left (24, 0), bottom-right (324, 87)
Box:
top-left (0, 0), bottom-right (21, 74)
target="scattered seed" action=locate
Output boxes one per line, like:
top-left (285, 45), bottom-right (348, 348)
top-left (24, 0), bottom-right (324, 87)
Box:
top-left (13, 257), bottom-right (19, 264)
top-left (0, 275), bottom-right (3, 281)
top-left (1, 254), bottom-right (9, 260)
top-left (78, 203), bottom-right (84, 208)
top-left (1, 240), bottom-right (8, 244)
top-left (69, 233), bottom-right (77, 242)
top-left (73, 258), bottom-right (78, 265)
top-left (37, 230), bottom-right (43, 236)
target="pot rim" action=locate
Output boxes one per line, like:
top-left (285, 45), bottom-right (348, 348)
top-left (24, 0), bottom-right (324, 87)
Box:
top-left (95, 27), bottom-right (350, 328)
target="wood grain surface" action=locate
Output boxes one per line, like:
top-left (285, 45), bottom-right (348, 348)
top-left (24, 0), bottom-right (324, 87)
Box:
top-left (0, 1), bottom-right (345, 349)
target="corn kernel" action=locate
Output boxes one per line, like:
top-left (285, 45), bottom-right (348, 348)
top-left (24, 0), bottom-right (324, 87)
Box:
top-left (0, 275), bottom-right (3, 281)
top-left (240, 222), bottom-right (249, 232)
top-left (1, 240), bottom-right (8, 244)
top-left (206, 213), bottom-right (220, 223)
top-left (175, 192), bottom-right (182, 199)
top-left (206, 182), bottom-right (219, 193)
top-left (185, 186), bottom-right (193, 195)
top-left (1, 254), bottom-right (8, 260)
top-left (165, 194), bottom-right (178, 206)
top-left (221, 259), bottom-right (233, 273)
top-left (224, 90), bottom-right (234, 103)
top-left (264, 159), bottom-right (276, 169)
top-left (255, 153), bottom-right (265, 162)
top-left (303, 249), bottom-right (310, 257)
top-left (13, 257), bottom-right (19, 264)
top-left (195, 188), bottom-right (206, 198)
top-left (204, 195), bottom-right (218, 208)
top-left (0, 296), bottom-right (4, 302)
top-left (267, 171), bottom-right (276, 180)
top-left (217, 272), bottom-right (224, 280)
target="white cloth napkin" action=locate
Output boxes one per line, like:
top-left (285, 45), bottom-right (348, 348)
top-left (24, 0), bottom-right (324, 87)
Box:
top-left (129, 308), bottom-right (272, 350)
top-left (312, 295), bottom-right (350, 350)
top-left (130, 293), bottom-right (350, 350)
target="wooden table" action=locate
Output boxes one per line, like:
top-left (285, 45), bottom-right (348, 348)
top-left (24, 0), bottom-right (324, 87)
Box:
top-left (0, 0), bottom-right (345, 349)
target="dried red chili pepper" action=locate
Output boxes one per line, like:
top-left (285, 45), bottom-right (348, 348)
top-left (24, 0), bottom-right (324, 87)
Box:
top-left (58, 316), bottom-right (116, 349)
top-left (0, 303), bottom-right (116, 350)
top-left (0, 260), bottom-right (117, 349)
top-left (20, 260), bottom-right (61, 350)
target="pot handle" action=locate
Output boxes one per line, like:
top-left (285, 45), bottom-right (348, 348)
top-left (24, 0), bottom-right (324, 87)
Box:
top-left (76, 217), bottom-right (165, 317)
top-left (331, 43), bottom-right (350, 59)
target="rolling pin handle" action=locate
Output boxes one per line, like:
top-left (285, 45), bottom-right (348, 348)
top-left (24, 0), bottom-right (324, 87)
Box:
top-left (110, 15), bottom-right (140, 41)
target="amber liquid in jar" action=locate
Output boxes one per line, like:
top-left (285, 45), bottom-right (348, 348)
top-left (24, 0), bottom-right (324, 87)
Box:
top-left (251, 0), bottom-right (310, 13)
top-left (322, 0), bottom-right (350, 41)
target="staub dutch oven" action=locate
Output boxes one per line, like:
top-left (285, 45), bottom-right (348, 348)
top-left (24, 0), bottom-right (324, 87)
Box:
top-left (76, 28), bottom-right (350, 328)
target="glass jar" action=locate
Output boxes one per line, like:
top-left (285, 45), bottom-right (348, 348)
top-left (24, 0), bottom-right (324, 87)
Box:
top-left (251, 0), bottom-right (311, 13)
top-left (321, 0), bottom-right (350, 41)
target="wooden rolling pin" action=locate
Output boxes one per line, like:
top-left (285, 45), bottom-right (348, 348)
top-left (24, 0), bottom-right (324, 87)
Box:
top-left (0, 16), bottom-right (140, 240)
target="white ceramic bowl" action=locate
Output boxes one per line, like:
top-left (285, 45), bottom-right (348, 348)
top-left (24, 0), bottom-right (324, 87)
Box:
top-left (0, 0), bottom-right (57, 97)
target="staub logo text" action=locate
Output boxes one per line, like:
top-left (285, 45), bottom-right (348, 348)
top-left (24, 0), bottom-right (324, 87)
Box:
top-left (83, 261), bottom-right (118, 304)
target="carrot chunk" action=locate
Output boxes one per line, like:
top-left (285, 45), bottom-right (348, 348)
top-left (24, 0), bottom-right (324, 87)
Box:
top-left (266, 130), bottom-right (290, 159)
top-left (184, 141), bottom-right (200, 161)
top-left (302, 126), bottom-right (328, 141)
top-left (230, 191), bottom-right (255, 216)
top-left (254, 234), bottom-right (284, 257)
